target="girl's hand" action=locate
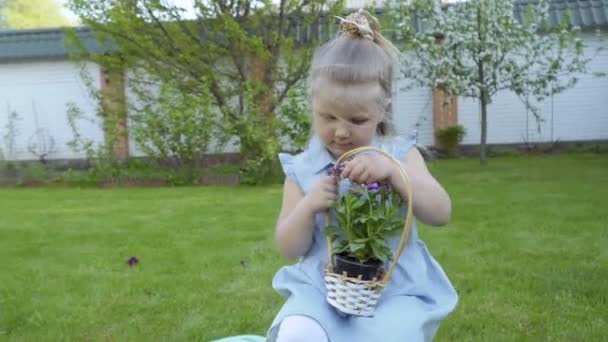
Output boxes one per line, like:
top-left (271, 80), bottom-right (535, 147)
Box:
top-left (304, 176), bottom-right (338, 213)
top-left (340, 153), bottom-right (393, 184)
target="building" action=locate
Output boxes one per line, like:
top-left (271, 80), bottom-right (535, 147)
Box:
top-left (0, 0), bottom-right (606, 161)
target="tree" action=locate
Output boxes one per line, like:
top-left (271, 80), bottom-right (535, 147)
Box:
top-left (388, 0), bottom-right (600, 164)
top-left (2, 0), bottom-right (71, 29)
top-left (130, 80), bottom-right (218, 182)
top-left (66, 0), bottom-right (342, 182)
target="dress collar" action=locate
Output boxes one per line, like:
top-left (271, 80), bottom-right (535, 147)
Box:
top-left (308, 135), bottom-right (336, 174)
top-left (308, 134), bottom-right (382, 174)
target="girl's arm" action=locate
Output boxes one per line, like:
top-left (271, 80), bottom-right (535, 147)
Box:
top-left (275, 177), bottom-right (337, 259)
top-left (389, 147), bottom-right (452, 226)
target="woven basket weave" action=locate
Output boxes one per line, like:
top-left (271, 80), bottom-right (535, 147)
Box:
top-left (324, 146), bottom-right (414, 317)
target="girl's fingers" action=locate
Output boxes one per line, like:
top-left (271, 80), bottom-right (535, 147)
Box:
top-left (340, 160), bottom-right (355, 179)
top-left (325, 182), bottom-right (337, 192)
top-left (341, 162), bottom-right (354, 178)
top-left (326, 191), bottom-right (336, 202)
top-left (350, 163), bottom-right (366, 182)
top-left (359, 171), bottom-right (370, 183)
top-left (328, 186), bottom-right (337, 195)
top-left (323, 188), bottom-right (337, 199)
top-left (337, 158), bottom-right (378, 183)
top-left (339, 166), bottom-right (349, 179)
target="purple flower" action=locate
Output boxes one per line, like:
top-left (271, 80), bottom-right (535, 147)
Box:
top-left (367, 182), bottom-right (381, 192)
top-left (127, 256), bottom-right (139, 266)
top-left (327, 163), bottom-right (345, 177)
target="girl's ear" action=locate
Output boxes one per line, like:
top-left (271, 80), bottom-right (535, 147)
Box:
top-left (376, 97), bottom-right (392, 135)
top-left (384, 98), bottom-right (392, 114)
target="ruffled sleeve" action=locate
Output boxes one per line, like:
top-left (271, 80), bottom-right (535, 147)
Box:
top-left (278, 153), bottom-right (297, 181)
top-left (390, 132), bottom-right (417, 161)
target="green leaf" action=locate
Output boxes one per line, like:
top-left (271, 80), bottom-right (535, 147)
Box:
top-left (324, 225), bottom-right (342, 240)
top-left (354, 217), bottom-right (369, 224)
top-left (335, 241), bottom-right (349, 254)
top-left (371, 239), bottom-right (393, 263)
top-left (348, 238), bottom-right (368, 253)
top-left (352, 197), bottom-right (367, 210)
top-left (335, 205), bottom-right (346, 215)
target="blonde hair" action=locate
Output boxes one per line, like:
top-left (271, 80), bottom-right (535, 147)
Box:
top-left (310, 9), bottom-right (399, 136)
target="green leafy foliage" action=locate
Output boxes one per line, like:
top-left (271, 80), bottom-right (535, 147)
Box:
top-left (436, 125), bottom-right (466, 157)
top-left (66, 0), bottom-right (343, 183)
top-left (130, 80), bottom-right (216, 182)
top-left (325, 180), bottom-right (405, 263)
top-left (65, 102), bottom-right (122, 182)
top-left (1, 0), bottom-right (71, 28)
top-left (276, 87), bottom-right (311, 153)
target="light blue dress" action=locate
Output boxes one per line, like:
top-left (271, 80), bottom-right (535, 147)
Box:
top-left (267, 134), bottom-right (458, 342)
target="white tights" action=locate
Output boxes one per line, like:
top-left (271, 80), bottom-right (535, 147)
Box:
top-left (276, 315), bottom-right (329, 342)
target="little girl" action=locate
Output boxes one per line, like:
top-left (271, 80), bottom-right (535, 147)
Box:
top-left (268, 10), bottom-right (458, 342)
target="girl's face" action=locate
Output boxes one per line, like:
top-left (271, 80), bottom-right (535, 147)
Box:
top-left (312, 78), bottom-right (384, 158)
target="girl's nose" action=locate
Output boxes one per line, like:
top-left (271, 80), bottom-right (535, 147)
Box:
top-left (335, 122), bottom-right (350, 138)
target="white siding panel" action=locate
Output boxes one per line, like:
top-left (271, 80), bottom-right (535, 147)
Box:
top-left (394, 77), bottom-right (434, 145)
top-left (460, 33), bottom-right (608, 145)
top-left (459, 91), bottom-right (540, 145)
top-left (0, 61), bottom-right (103, 160)
top-left (345, 0), bottom-right (386, 9)
top-left (550, 34), bottom-right (608, 142)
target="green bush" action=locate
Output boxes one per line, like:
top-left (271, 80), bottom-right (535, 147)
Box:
top-left (436, 125), bottom-right (466, 157)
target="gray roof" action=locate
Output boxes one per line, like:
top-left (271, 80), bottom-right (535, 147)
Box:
top-left (514, 0), bottom-right (608, 29)
top-left (0, 27), bottom-right (107, 63)
top-left (0, 0), bottom-right (606, 63)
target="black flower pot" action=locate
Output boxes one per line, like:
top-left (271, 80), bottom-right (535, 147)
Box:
top-left (333, 253), bottom-right (383, 281)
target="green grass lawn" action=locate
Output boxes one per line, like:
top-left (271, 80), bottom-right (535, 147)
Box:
top-left (1, 153), bottom-right (606, 341)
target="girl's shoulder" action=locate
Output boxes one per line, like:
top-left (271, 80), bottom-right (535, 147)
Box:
top-left (373, 132), bottom-right (417, 160)
top-left (277, 151), bottom-right (305, 180)
top-left (278, 136), bottom-right (335, 185)
top-left (278, 151), bottom-right (300, 182)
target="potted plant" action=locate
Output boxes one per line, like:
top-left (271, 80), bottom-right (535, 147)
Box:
top-left (325, 164), bottom-right (406, 281)
top-left (322, 147), bottom-right (414, 316)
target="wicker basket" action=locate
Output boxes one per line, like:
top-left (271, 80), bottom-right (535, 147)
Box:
top-left (324, 146), bottom-right (414, 317)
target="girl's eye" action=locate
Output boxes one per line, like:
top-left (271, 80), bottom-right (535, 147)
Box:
top-left (351, 118), bottom-right (368, 125)
top-left (322, 114), bottom-right (336, 121)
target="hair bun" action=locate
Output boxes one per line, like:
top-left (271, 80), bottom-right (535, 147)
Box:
top-left (336, 9), bottom-right (380, 41)
top-left (335, 9), bottom-right (399, 59)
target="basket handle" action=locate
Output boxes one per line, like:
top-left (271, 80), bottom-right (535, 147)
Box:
top-left (325, 146), bottom-right (414, 285)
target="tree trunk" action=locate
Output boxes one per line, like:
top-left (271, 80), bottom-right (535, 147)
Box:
top-left (480, 89), bottom-right (488, 165)
top-left (100, 64), bottom-right (129, 161)
top-left (476, 5), bottom-right (488, 165)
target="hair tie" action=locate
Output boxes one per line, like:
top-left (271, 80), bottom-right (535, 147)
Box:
top-left (336, 9), bottom-right (375, 41)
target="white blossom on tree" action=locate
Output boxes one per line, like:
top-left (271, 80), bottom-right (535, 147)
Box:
top-left (387, 0), bottom-right (601, 163)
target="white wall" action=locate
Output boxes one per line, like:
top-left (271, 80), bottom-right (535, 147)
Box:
top-left (459, 32), bottom-right (608, 145)
top-left (0, 60), bottom-right (104, 160)
top-left (345, 0), bottom-right (387, 9)
top-left (1, 32), bottom-right (605, 163)
top-left (393, 79), bottom-right (434, 145)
